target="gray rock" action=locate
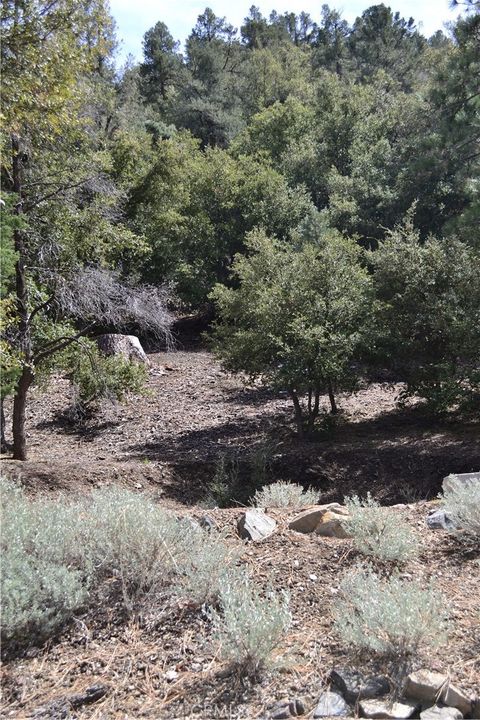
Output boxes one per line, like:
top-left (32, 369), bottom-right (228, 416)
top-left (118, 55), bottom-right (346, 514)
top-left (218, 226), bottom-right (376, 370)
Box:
top-left (420, 705), bottom-right (463, 719)
top-left (471, 697), bottom-right (480, 719)
top-left (237, 510), bottom-right (276, 541)
top-left (199, 515), bottom-right (216, 531)
top-left (403, 669), bottom-right (447, 704)
top-left (427, 509), bottom-right (456, 531)
top-left (330, 668), bottom-right (390, 703)
top-left (96, 333), bottom-right (149, 364)
top-left (359, 699), bottom-right (419, 719)
top-left (439, 684), bottom-right (472, 716)
top-left (271, 698), bottom-right (305, 719)
top-left (313, 692), bottom-right (349, 717)
top-left (442, 472), bottom-right (480, 494)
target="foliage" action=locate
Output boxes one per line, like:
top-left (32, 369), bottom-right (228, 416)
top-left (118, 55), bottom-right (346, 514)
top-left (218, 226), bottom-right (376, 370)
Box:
top-left (343, 494), bottom-right (418, 562)
top-left (175, 531), bottom-right (241, 607)
top-left (0, 478), bottom-right (89, 644)
top-left (372, 216), bottom-right (480, 411)
top-left (67, 341), bottom-right (147, 413)
top-left (210, 571), bottom-right (291, 677)
top-left (334, 564), bottom-right (449, 657)
top-left (211, 216), bottom-right (373, 435)
top-left (253, 481), bottom-right (318, 508)
top-left (441, 475), bottom-right (480, 543)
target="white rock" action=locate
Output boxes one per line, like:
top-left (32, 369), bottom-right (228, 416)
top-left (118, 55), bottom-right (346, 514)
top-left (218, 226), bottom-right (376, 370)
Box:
top-left (420, 705), bottom-right (463, 719)
top-left (359, 699), bottom-right (419, 719)
top-left (237, 510), bottom-right (276, 541)
top-left (164, 670), bottom-right (178, 682)
top-left (440, 684), bottom-right (472, 716)
top-left (442, 472), bottom-right (480, 494)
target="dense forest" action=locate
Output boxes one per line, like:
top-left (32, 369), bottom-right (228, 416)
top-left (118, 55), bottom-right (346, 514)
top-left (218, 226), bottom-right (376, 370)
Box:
top-left (1, 0), bottom-right (479, 459)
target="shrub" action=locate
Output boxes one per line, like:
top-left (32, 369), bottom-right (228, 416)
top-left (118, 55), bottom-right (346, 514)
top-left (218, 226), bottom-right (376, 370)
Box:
top-left (83, 487), bottom-right (196, 610)
top-left (343, 493), bottom-right (417, 562)
top-left (334, 565), bottom-right (449, 657)
top-left (253, 481), bottom-right (319, 508)
top-left (175, 532), bottom-right (241, 607)
top-left (67, 342), bottom-right (147, 415)
top-left (1, 478), bottom-right (89, 645)
top-left (441, 475), bottom-right (480, 543)
top-left (203, 454), bottom-right (241, 508)
top-left (1, 550), bottom-right (87, 645)
top-left (210, 571), bottom-right (291, 677)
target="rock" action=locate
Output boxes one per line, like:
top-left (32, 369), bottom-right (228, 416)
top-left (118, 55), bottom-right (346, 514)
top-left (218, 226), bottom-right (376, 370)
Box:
top-left (359, 699), bottom-right (419, 719)
top-left (313, 691), bottom-right (349, 717)
top-left (330, 668), bottom-right (390, 704)
top-left (164, 669), bottom-right (178, 682)
top-left (199, 515), bottom-right (216, 531)
top-left (439, 684), bottom-right (472, 716)
top-left (96, 333), bottom-right (149, 364)
top-left (403, 669), bottom-right (447, 704)
top-left (442, 472), bottom-right (480, 494)
top-left (237, 510), bottom-right (276, 541)
top-left (471, 697), bottom-right (480, 719)
top-left (271, 698), bottom-right (305, 719)
top-left (289, 504), bottom-right (350, 536)
top-left (316, 510), bottom-right (351, 538)
top-left (426, 509), bottom-right (456, 531)
top-left (420, 705), bottom-right (463, 719)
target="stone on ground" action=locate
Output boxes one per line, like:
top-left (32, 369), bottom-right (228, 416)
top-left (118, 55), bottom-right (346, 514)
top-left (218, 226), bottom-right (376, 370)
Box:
top-left (330, 668), bottom-right (390, 704)
top-left (288, 504), bottom-right (350, 538)
top-left (403, 670), bottom-right (447, 703)
top-left (96, 333), bottom-right (149, 364)
top-left (442, 472), bottom-right (480, 494)
top-left (426, 509), bottom-right (456, 531)
top-left (237, 510), bottom-right (276, 541)
top-left (439, 684), bottom-right (472, 716)
top-left (420, 705), bottom-right (463, 719)
top-left (313, 691), bottom-right (349, 717)
top-left (359, 699), bottom-right (419, 719)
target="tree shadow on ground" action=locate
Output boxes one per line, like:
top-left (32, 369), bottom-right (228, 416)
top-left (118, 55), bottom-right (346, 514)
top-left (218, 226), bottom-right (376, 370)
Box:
top-left (125, 404), bottom-right (480, 507)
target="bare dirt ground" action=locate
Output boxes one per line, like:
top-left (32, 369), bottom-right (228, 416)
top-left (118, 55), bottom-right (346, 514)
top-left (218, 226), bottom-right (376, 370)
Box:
top-left (1, 347), bottom-right (479, 719)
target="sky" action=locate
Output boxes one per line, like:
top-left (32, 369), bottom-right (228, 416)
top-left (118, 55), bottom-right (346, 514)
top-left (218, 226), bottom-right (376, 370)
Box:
top-left (109, 0), bottom-right (461, 63)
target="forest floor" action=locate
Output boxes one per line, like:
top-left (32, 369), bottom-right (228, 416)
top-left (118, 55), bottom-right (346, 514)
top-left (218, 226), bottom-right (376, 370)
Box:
top-left (1, 346), bottom-right (479, 718)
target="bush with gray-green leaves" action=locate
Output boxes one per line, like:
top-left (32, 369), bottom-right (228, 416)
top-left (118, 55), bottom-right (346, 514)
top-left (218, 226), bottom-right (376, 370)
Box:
top-left (334, 564), bottom-right (449, 657)
top-left (343, 493), bottom-right (418, 562)
top-left (441, 475), bottom-right (480, 544)
top-left (0, 480), bottom-right (240, 646)
top-left (253, 481), bottom-right (318, 508)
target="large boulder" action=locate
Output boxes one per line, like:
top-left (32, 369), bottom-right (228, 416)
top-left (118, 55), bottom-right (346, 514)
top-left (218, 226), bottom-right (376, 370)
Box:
top-left (96, 334), bottom-right (149, 365)
top-left (442, 472), bottom-right (480, 494)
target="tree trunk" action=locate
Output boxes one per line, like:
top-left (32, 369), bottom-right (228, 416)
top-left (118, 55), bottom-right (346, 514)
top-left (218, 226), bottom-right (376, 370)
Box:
top-left (288, 388), bottom-right (304, 438)
top-left (12, 367), bottom-right (33, 460)
top-left (307, 389), bottom-right (321, 434)
top-left (11, 131), bottom-right (32, 460)
top-left (327, 380), bottom-right (338, 415)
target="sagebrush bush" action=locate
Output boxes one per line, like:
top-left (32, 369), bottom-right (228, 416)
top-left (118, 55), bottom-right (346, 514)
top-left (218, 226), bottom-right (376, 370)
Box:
top-left (334, 564), bottom-right (449, 656)
top-left (1, 550), bottom-right (87, 644)
top-left (343, 493), bottom-right (417, 562)
top-left (83, 487), bottom-right (197, 610)
top-left (1, 479), bottom-right (89, 644)
top-left (441, 475), bottom-right (480, 542)
top-left (253, 481), bottom-right (319, 508)
top-left (175, 531), bottom-right (241, 606)
top-left (210, 571), bottom-right (291, 676)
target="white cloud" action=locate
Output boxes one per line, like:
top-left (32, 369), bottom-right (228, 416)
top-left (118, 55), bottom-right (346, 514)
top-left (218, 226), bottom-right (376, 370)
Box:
top-left (110, 0), bottom-right (460, 62)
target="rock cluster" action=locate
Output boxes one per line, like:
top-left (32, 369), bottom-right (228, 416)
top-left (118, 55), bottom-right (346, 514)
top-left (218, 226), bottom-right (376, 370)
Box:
top-left (272, 667), bottom-right (478, 719)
